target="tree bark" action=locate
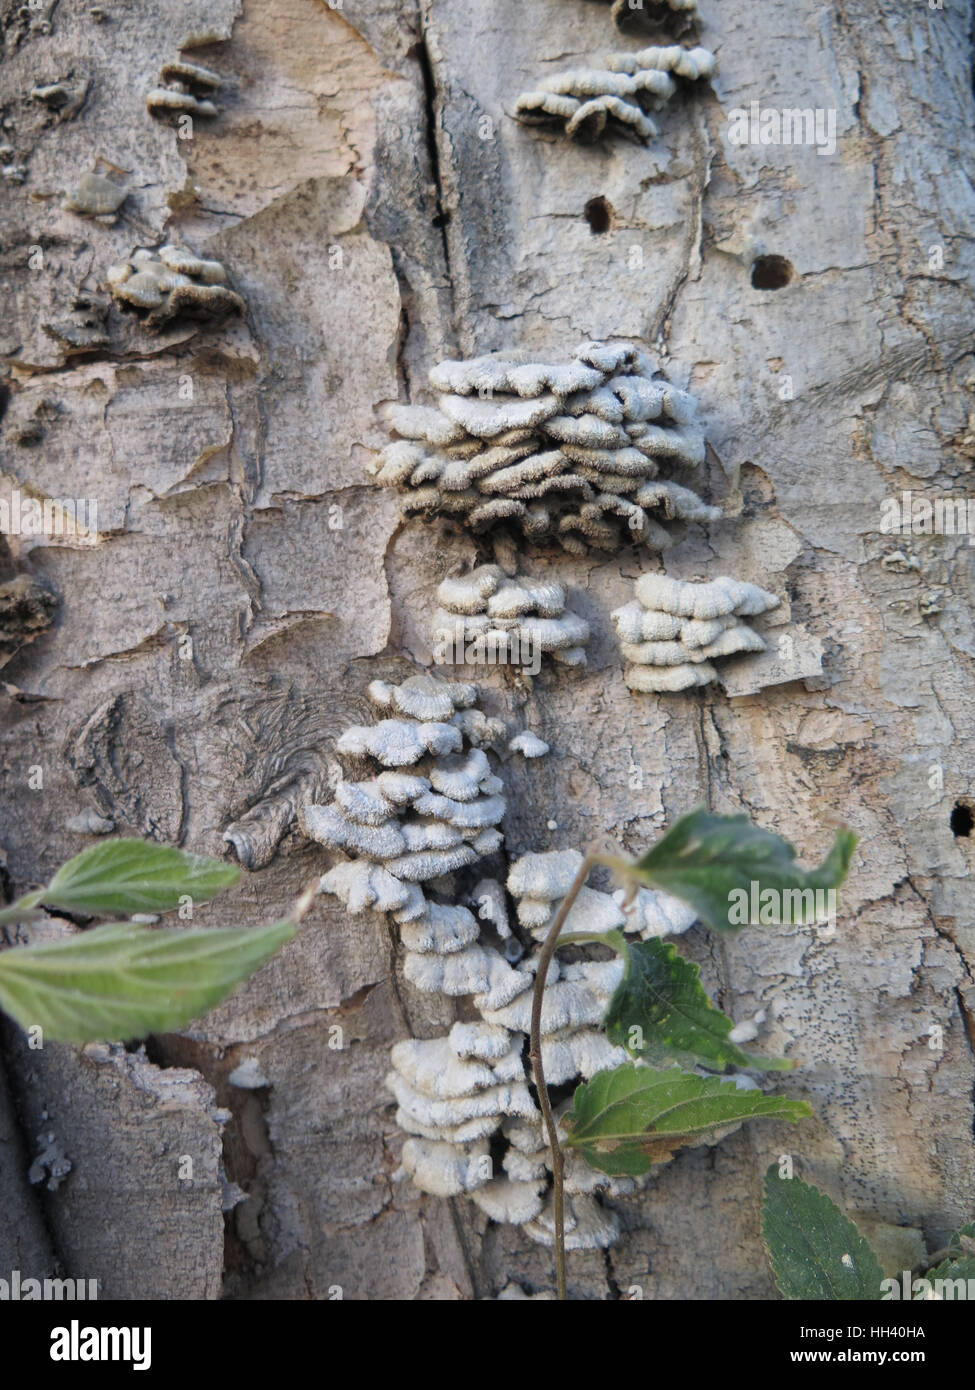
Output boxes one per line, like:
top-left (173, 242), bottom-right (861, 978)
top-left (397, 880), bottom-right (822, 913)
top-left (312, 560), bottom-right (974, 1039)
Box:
top-left (0, 0), bottom-right (973, 1299)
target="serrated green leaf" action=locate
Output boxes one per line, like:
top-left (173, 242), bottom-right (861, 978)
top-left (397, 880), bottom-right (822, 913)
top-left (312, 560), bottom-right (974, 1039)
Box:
top-left (632, 808), bottom-right (856, 934)
top-left (44, 839), bottom-right (239, 917)
top-left (924, 1222), bottom-right (975, 1293)
top-left (0, 918), bottom-right (294, 1042)
top-left (924, 1256), bottom-right (975, 1295)
top-left (947, 1221), bottom-right (975, 1255)
top-left (762, 1164), bottom-right (885, 1300)
top-left (603, 937), bottom-right (793, 1072)
top-left (565, 1062), bottom-right (810, 1177)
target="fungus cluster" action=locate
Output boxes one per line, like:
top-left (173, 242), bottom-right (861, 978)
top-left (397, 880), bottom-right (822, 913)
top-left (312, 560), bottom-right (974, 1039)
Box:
top-left (106, 246), bottom-right (243, 326)
top-left (388, 847), bottom-right (701, 1247)
top-left (304, 676), bottom-right (529, 1000)
top-left (514, 45), bottom-right (715, 144)
top-left (371, 341), bottom-right (717, 555)
top-left (388, 963), bottom-right (635, 1247)
top-left (611, 573), bottom-right (781, 692)
top-left (146, 59), bottom-right (222, 119)
top-left (433, 564), bottom-right (591, 669)
top-left (508, 848), bottom-right (696, 943)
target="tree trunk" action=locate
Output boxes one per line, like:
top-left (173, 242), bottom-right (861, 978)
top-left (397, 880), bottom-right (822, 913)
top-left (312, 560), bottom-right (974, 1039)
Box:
top-left (1, 0), bottom-right (972, 1300)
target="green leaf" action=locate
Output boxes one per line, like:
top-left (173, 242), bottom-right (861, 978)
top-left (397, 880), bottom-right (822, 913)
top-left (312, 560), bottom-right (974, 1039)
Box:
top-left (632, 808), bottom-right (856, 934)
top-left (44, 840), bottom-right (239, 917)
top-left (946, 1220), bottom-right (975, 1256)
top-left (762, 1164), bottom-right (885, 1300)
top-left (565, 1062), bottom-right (810, 1177)
top-left (925, 1222), bottom-right (975, 1293)
top-left (924, 1256), bottom-right (975, 1294)
top-left (603, 937), bottom-right (793, 1072)
top-left (0, 919), bottom-right (294, 1043)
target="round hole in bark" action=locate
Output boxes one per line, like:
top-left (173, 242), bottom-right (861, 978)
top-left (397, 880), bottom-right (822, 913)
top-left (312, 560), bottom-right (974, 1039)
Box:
top-left (584, 196), bottom-right (613, 234)
top-left (751, 255), bottom-right (794, 290)
top-left (950, 802), bottom-right (973, 837)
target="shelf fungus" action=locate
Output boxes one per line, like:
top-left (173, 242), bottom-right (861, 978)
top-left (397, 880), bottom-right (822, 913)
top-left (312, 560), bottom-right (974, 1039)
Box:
top-left (434, 564), bottom-right (590, 671)
top-left (388, 954), bottom-right (642, 1246)
top-left (372, 342), bottom-right (718, 555)
top-left (303, 676), bottom-right (539, 1003)
top-left (508, 848), bottom-right (696, 942)
top-left (62, 171), bottom-right (127, 222)
top-left (514, 45), bottom-right (715, 144)
top-left (105, 246), bottom-right (243, 326)
top-left (612, 572), bottom-right (781, 693)
top-left (146, 58), bottom-right (222, 120)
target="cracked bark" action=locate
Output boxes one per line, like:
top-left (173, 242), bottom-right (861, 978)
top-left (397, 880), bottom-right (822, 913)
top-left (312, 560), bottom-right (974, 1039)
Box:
top-left (0, 0), bottom-right (973, 1299)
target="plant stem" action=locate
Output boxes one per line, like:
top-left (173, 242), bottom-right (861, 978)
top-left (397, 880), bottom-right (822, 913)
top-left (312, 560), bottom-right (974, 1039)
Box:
top-left (0, 890), bottom-right (45, 929)
top-left (528, 851), bottom-right (599, 1302)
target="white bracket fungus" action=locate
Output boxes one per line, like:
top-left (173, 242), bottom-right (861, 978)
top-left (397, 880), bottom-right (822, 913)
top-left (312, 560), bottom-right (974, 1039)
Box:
top-left (506, 847), bottom-right (697, 945)
top-left (435, 563), bottom-right (590, 672)
top-left (62, 171), bottom-right (127, 221)
top-left (303, 675), bottom-right (539, 1007)
top-left (514, 45), bottom-right (715, 144)
top-left (146, 58), bottom-right (222, 120)
top-left (508, 730), bottom-right (550, 758)
top-left (611, 572), bottom-right (781, 693)
top-left (385, 950), bottom-right (645, 1245)
top-left (106, 246), bottom-right (244, 327)
top-left (373, 342), bottom-right (718, 555)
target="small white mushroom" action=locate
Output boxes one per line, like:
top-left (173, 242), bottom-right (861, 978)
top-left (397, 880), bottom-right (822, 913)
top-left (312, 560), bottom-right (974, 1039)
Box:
top-left (508, 849), bottom-right (584, 901)
top-left (404, 942), bottom-right (527, 1007)
top-left (387, 1071), bottom-right (538, 1130)
top-left (300, 804), bottom-right (406, 858)
top-left (337, 718), bottom-right (462, 766)
top-left (387, 844), bottom-right (479, 881)
top-left (471, 1177), bottom-right (546, 1225)
top-left (390, 1038), bottom-right (500, 1099)
top-left (428, 747), bottom-right (492, 801)
top-left (334, 780), bottom-right (395, 826)
top-left (449, 1020), bottom-right (513, 1060)
top-left (375, 770), bottom-right (431, 804)
top-left (614, 884), bottom-right (696, 938)
top-left (540, 1028), bottom-right (628, 1085)
top-left (319, 860), bottom-right (414, 916)
top-left (399, 901), bottom-right (480, 954)
top-left (480, 958), bottom-right (624, 1034)
top-left (62, 171), bottom-right (127, 217)
top-left (525, 1194), bottom-right (621, 1250)
top-left (508, 731), bottom-right (550, 759)
top-left (399, 1138), bottom-right (492, 1197)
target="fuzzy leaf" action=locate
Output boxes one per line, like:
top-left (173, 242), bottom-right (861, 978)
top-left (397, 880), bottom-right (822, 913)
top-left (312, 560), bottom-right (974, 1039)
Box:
top-left (565, 1063), bottom-right (809, 1177)
top-left (0, 919), bottom-right (293, 1043)
top-left (762, 1164), bottom-right (885, 1300)
top-left (603, 937), bottom-right (793, 1072)
top-left (44, 839), bottom-right (239, 917)
top-left (632, 808), bottom-right (856, 934)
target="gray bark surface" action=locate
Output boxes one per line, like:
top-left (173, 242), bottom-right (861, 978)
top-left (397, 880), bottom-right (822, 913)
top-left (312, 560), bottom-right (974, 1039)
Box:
top-left (0, 0), bottom-right (972, 1299)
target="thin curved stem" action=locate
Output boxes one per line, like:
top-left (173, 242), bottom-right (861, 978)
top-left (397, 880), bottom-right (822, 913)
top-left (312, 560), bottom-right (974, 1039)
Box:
top-left (528, 852), bottom-right (600, 1302)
